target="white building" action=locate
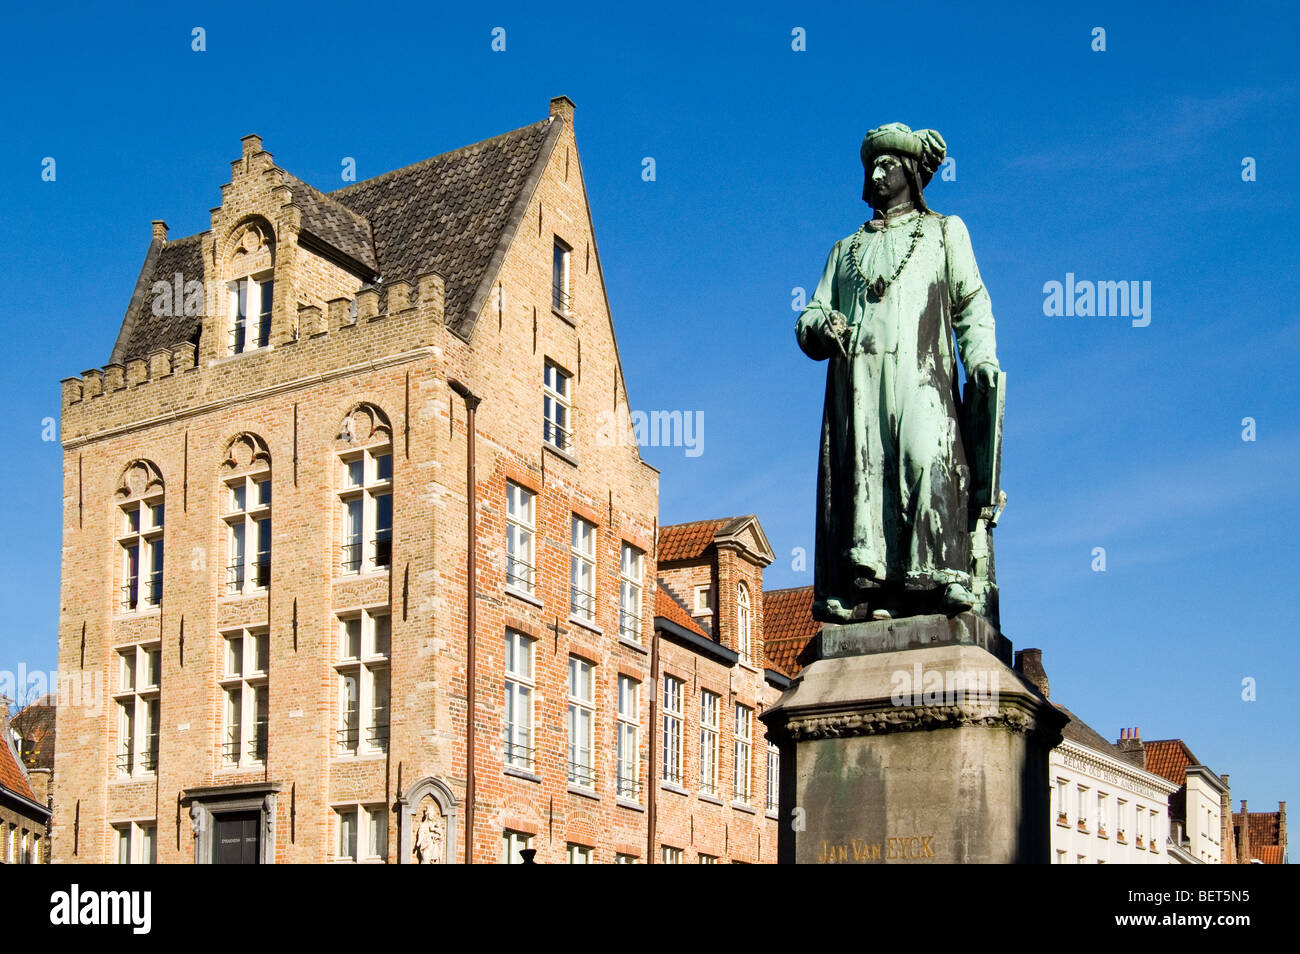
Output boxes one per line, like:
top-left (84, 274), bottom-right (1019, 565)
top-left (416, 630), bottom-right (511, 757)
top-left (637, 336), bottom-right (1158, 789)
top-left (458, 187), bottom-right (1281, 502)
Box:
top-left (1013, 650), bottom-right (1178, 864)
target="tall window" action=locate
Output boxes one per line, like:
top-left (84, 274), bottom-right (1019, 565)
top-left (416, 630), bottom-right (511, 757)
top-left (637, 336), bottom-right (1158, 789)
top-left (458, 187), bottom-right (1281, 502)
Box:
top-left (737, 582), bottom-right (752, 663)
top-left (570, 515), bottom-right (596, 622)
top-left (699, 690), bottom-right (719, 796)
top-left (221, 629), bottom-right (269, 767)
top-left (619, 543), bottom-right (643, 643)
top-left (544, 360), bottom-right (572, 451)
top-left (505, 482), bottom-right (536, 594)
top-left (567, 656), bottom-right (595, 788)
top-left (224, 472), bottom-right (271, 594)
top-left (336, 805), bottom-right (387, 862)
top-left (339, 445), bottom-right (392, 574)
top-left (119, 494), bottom-right (164, 611)
top-left (662, 675), bottom-right (683, 785)
top-left (766, 742), bottom-right (780, 814)
top-left (552, 238), bottom-right (571, 315)
top-left (616, 674), bottom-right (640, 800)
top-left (504, 630), bottom-right (535, 770)
top-left (115, 643), bottom-right (160, 777)
top-left (502, 830), bottom-right (534, 864)
top-left (661, 845), bottom-right (682, 864)
top-left (228, 274), bottom-right (273, 354)
top-left (733, 704), bottom-right (752, 803)
top-left (336, 610), bottom-right (391, 755)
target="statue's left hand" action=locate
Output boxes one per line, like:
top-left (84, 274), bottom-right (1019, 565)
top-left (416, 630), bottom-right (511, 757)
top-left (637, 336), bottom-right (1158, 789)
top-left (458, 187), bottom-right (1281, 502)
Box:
top-left (971, 362), bottom-right (999, 389)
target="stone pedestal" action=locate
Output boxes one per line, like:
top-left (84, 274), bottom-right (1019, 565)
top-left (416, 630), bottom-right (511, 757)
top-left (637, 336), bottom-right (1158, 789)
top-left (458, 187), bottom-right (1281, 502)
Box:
top-left (761, 613), bottom-right (1064, 864)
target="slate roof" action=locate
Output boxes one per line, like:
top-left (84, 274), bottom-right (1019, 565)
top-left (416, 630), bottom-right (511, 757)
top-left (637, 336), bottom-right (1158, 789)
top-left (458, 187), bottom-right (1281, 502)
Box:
top-left (109, 116), bottom-right (559, 363)
top-left (282, 172), bottom-right (378, 275)
top-left (112, 232), bottom-right (206, 364)
top-left (330, 119), bottom-right (557, 335)
top-left (654, 583), bottom-right (709, 638)
top-left (1055, 704), bottom-right (1119, 755)
top-left (1144, 739), bottom-right (1199, 785)
top-left (762, 585), bottom-right (820, 677)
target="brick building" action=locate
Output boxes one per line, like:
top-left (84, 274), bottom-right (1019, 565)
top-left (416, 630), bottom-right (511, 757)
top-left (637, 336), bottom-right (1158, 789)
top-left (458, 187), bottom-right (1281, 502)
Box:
top-left (1231, 800), bottom-right (1287, 865)
top-left (2, 697), bottom-right (51, 863)
top-left (54, 97), bottom-right (780, 863)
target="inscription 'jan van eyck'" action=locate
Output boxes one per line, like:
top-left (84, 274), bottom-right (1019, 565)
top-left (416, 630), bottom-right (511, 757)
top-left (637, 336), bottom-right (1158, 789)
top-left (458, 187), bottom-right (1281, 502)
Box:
top-left (816, 835), bottom-right (936, 863)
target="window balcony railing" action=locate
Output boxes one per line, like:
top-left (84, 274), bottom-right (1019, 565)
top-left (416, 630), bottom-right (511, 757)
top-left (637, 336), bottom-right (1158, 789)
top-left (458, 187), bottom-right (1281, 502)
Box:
top-left (544, 418), bottom-right (572, 452)
top-left (373, 533), bottom-right (392, 570)
top-left (223, 734), bottom-right (241, 764)
top-left (567, 760), bottom-right (595, 788)
top-left (619, 609), bottom-right (641, 642)
top-left (506, 555), bottom-right (535, 592)
top-left (700, 778), bottom-right (718, 798)
top-left (340, 542), bottom-right (363, 574)
top-left (616, 771), bottom-right (640, 801)
top-left (141, 739), bottom-right (159, 773)
top-left (503, 732), bottom-right (536, 771)
top-left (552, 283), bottom-right (571, 315)
top-left (117, 750), bottom-right (133, 774)
top-left (253, 552), bottom-right (270, 588)
top-left (662, 764), bottom-right (683, 786)
top-left (570, 587), bottom-right (595, 620)
top-left (252, 721), bottom-right (268, 763)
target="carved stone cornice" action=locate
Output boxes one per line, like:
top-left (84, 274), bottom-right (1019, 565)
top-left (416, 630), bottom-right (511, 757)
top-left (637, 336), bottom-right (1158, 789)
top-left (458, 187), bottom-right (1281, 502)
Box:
top-left (774, 698), bottom-right (1063, 745)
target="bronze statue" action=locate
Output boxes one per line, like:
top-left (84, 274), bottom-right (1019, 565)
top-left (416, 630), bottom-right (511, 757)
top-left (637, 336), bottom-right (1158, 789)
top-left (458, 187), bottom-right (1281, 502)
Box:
top-left (796, 123), bottom-right (1004, 624)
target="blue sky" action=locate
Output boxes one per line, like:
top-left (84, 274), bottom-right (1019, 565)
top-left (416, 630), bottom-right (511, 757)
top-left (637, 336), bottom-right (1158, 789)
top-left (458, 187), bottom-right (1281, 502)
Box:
top-left (1, 1), bottom-right (1296, 811)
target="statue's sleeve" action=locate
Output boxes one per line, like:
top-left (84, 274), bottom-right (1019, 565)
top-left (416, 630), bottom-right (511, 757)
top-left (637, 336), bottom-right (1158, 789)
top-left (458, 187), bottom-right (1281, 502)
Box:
top-left (795, 241), bottom-right (843, 361)
top-left (944, 215), bottom-right (999, 372)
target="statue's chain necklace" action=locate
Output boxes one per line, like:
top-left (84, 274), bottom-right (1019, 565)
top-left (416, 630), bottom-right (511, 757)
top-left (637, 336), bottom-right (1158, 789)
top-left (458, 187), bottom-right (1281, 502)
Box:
top-left (849, 213), bottom-right (928, 300)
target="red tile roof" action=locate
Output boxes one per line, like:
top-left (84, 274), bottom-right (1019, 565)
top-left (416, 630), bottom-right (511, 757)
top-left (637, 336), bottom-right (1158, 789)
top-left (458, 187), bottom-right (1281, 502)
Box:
top-left (1234, 810), bottom-right (1285, 863)
top-left (762, 585), bottom-right (821, 677)
top-left (1143, 739), bottom-right (1199, 785)
top-left (0, 730), bottom-right (37, 804)
top-left (1255, 846), bottom-right (1285, 865)
top-left (657, 519), bottom-right (731, 563)
top-left (654, 583), bottom-right (708, 638)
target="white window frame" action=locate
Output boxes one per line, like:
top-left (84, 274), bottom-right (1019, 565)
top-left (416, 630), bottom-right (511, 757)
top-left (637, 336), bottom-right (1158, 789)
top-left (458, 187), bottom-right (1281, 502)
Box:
top-left (505, 482), bottom-right (536, 595)
top-left (227, 272), bottom-right (274, 355)
top-left (114, 643), bottom-right (161, 778)
top-left (619, 543), bottom-right (643, 643)
top-left (544, 360), bottom-right (573, 451)
top-left (504, 630), bottom-right (535, 771)
top-left (693, 584), bottom-right (713, 617)
top-left (569, 515), bottom-right (596, 623)
top-left (616, 674), bottom-right (640, 800)
top-left (567, 656), bottom-right (595, 788)
top-left (698, 853), bottom-right (719, 864)
top-left (335, 609), bottom-right (391, 756)
top-left (661, 845), bottom-right (682, 864)
top-left (615, 852), bottom-right (638, 864)
top-left (737, 581), bottom-right (752, 663)
top-left (662, 675), bottom-right (683, 785)
top-left (699, 689), bottom-right (719, 796)
top-left (766, 741), bottom-right (780, 814)
top-left (112, 820), bottom-right (157, 864)
top-left (566, 842), bottom-right (593, 864)
top-left (733, 703), bottom-right (752, 803)
top-left (118, 494), bottom-right (164, 612)
top-left (220, 628), bottom-right (269, 768)
top-left (502, 829), bottom-right (534, 864)
top-left (337, 445), bottom-right (393, 575)
top-left (223, 471), bottom-right (271, 595)
top-left (334, 803), bottom-right (388, 863)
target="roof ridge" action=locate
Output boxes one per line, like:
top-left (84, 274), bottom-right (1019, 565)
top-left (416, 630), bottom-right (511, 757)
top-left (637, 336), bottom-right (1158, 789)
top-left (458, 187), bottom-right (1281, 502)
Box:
top-left (328, 118), bottom-right (553, 199)
top-left (763, 584), bottom-right (815, 595)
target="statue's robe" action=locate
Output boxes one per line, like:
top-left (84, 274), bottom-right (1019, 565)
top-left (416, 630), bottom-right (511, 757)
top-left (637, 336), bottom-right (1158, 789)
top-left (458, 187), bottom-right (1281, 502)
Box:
top-left (796, 210), bottom-right (998, 620)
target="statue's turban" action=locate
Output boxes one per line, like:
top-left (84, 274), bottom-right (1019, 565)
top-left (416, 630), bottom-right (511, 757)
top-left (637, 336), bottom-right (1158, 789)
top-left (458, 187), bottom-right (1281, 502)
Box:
top-left (860, 123), bottom-right (947, 186)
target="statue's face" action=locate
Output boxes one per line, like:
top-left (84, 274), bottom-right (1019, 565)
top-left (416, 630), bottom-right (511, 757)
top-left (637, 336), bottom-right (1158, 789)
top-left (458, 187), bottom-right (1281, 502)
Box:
top-left (866, 153), bottom-right (911, 210)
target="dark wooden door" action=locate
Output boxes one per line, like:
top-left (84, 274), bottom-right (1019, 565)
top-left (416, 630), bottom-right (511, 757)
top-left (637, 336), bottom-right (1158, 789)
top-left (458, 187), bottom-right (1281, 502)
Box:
top-left (214, 811), bottom-right (260, 864)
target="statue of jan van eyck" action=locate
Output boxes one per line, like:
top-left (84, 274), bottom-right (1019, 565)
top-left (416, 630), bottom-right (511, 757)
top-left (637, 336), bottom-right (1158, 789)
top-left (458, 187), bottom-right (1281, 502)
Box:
top-left (796, 123), bottom-right (1006, 625)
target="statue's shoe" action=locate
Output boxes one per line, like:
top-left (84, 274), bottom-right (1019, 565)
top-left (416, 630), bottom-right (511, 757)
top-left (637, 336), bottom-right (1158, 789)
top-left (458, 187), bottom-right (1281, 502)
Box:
top-left (871, 608), bottom-right (892, 620)
top-left (814, 598), bottom-right (855, 623)
top-left (943, 583), bottom-right (976, 611)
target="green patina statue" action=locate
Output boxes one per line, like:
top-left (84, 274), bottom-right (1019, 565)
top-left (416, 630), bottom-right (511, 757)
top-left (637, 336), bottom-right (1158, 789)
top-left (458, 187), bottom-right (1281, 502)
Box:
top-left (797, 123), bottom-right (1005, 625)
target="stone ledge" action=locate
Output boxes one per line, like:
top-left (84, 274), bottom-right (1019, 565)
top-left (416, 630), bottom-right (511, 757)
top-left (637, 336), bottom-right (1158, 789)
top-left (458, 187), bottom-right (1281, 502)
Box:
top-left (816, 611), bottom-right (1011, 666)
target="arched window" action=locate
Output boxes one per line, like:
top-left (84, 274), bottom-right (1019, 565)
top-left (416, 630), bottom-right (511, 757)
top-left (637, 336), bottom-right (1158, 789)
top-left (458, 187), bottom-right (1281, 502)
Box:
top-left (220, 433), bottom-right (272, 595)
top-left (336, 404), bottom-right (393, 575)
top-left (225, 221), bottom-right (275, 355)
top-left (116, 461), bottom-right (165, 612)
top-left (737, 582), bottom-right (752, 664)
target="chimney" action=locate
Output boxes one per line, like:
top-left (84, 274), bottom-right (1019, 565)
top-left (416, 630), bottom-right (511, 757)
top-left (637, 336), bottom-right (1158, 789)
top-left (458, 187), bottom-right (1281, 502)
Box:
top-left (1013, 648), bottom-right (1049, 698)
top-left (550, 95), bottom-right (576, 127)
top-left (1115, 725), bottom-right (1145, 769)
top-left (152, 220), bottom-right (168, 243)
top-left (1279, 801), bottom-right (1287, 850)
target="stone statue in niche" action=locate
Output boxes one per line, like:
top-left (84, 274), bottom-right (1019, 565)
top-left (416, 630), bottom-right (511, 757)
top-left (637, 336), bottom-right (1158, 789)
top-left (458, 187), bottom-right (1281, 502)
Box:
top-left (796, 123), bottom-right (1005, 625)
top-left (413, 801), bottom-right (444, 864)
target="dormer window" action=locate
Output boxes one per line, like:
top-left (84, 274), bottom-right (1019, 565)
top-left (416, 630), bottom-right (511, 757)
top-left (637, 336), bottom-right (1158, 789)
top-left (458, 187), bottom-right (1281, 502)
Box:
top-left (229, 275), bottom-right (273, 354)
top-left (226, 222), bottom-right (275, 355)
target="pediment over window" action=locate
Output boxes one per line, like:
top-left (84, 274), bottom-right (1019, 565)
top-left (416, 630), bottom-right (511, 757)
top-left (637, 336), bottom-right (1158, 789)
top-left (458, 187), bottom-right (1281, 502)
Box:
top-left (116, 460), bottom-right (164, 500)
top-left (337, 402), bottom-right (392, 449)
top-left (221, 432), bottom-right (272, 474)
